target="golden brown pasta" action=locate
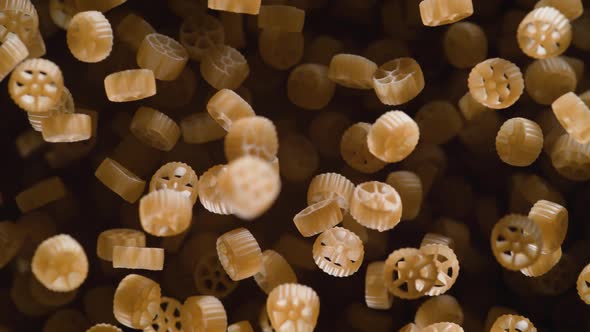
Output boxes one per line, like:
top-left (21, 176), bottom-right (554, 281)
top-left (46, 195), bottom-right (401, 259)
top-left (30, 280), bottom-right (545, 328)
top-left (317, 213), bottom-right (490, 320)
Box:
top-left (307, 172), bottom-right (355, 211)
top-left (86, 323), bottom-right (123, 332)
top-left (419, 0), bottom-right (474, 27)
top-left (415, 100), bottom-right (463, 145)
top-left (224, 116), bottom-right (278, 162)
top-left (383, 247), bottom-right (435, 299)
top-left (139, 189), bottom-right (192, 237)
top-left (254, 249), bottom-right (297, 294)
top-left (386, 171), bottom-right (422, 221)
top-left (577, 262), bottom-right (590, 304)
top-left (527, 199), bottom-right (567, 253)
top-left (26, 29), bottom-right (46, 59)
top-left (41, 113), bottom-right (92, 143)
top-left (293, 199), bottom-right (343, 237)
top-left (31, 234), bottom-right (88, 292)
top-left (534, 0), bottom-right (583, 21)
top-left (495, 117), bottom-right (543, 167)
top-left (520, 246), bottom-right (561, 277)
top-left (367, 110), bottom-right (420, 163)
top-left (266, 283), bottom-right (319, 332)
top-left (0, 0), bottom-right (39, 44)
top-left (490, 314), bottom-right (536, 332)
top-left (104, 69), bottom-right (156, 102)
top-left (517, 6), bottom-right (571, 59)
top-left (258, 28), bottom-right (304, 70)
top-left (95, 157), bottom-right (146, 203)
top-left (525, 57), bottom-right (577, 105)
top-left (112, 246), bottom-right (164, 270)
top-left (49, 0), bottom-right (77, 29)
top-left (200, 45), bottom-right (249, 90)
top-left (552, 92), bottom-right (590, 144)
top-left (287, 63), bottom-right (335, 110)
top-left (328, 54), bottom-right (377, 89)
top-left (9, 58), bottom-right (63, 113)
top-left (363, 38), bottom-right (410, 66)
top-left (207, 88), bottom-right (255, 131)
top-left (491, 214), bottom-right (543, 271)
top-left (67, 11), bottom-right (112, 63)
top-left (313, 226), bottom-right (364, 277)
top-left (372, 57), bottom-right (425, 106)
top-left (468, 58), bottom-right (524, 109)
top-left (181, 112), bottom-right (226, 144)
top-left (179, 13), bottom-right (225, 61)
top-left (340, 122), bottom-right (386, 174)
top-left (350, 181), bottom-right (403, 232)
top-left (228, 321), bottom-right (253, 332)
top-left (457, 92), bottom-right (489, 121)
top-left (419, 244), bottom-right (460, 296)
top-left (0, 26), bottom-right (29, 82)
top-left (137, 33), bottom-right (188, 81)
top-left (28, 85), bottom-right (75, 132)
top-left (0, 221), bottom-right (25, 268)
top-left (113, 274), bottom-right (161, 329)
top-left (116, 13), bottom-right (155, 51)
top-left (258, 5), bottom-right (305, 32)
top-left (443, 22), bottom-right (487, 68)
top-left (130, 106), bottom-right (180, 151)
top-left (150, 162), bottom-right (199, 204)
top-left (96, 228), bottom-right (146, 261)
top-left (16, 176), bottom-right (66, 212)
top-left (276, 134), bottom-right (319, 182)
top-left (208, 0), bottom-right (261, 14)
top-left (181, 295), bottom-right (228, 332)
top-left (198, 164), bottom-right (235, 215)
top-left (364, 261), bottom-right (393, 310)
top-left (414, 295), bottom-right (463, 328)
top-left (216, 227), bottom-right (263, 280)
top-left (550, 133), bottom-right (590, 181)
top-left (192, 250), bottom-right (238, 299)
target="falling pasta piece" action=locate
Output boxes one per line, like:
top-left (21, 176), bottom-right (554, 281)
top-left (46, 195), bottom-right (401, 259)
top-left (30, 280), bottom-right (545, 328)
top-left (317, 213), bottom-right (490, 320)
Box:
top-left (96, 228), bottom-right (146, 261)
top-left (525, 57), bottom-right (577, 105)
top-left (350, 181), bottom-right (403, 232)
top-left (9, 58), bottom-right (63, 113)
top-left (372, 57), bottom-right (424, 106)
top-left (181, 112), bottom-right (227, 144)
top-left (468, 58), bottom-right (524, 109)
top-left (385, 171), bottom-right (423, 221)
top-left (0, 26), bottom-right (29, 82)
top-left (113, 274), bottom-right (161, 329)
top-left (266, 283), bottom-right (320, 332)
top-left (137, 33), bottom-right (188, 81)
top-left (254, 250), bottom-right (298, 294)
top-left (208, 0), bottom-right (261, 14)
top-left (104, 69), bottom-right (157, 102)
top-left (367, 110), bottom-right (420, 163)
top-left (95, 157), bottom-right (146, 203)
top-left (216, 227), bottom-right (263, 281)
top-left (419, 0), bottom-right (474, 27)
top-left (112, 246), bottom-right (164, 270)
top-left (490, 314), bottom-right (537, 332)
top-left (144, 297), bottom-right (183, 332)
top-left (517, 6), bottom-right (571, 59)
top-left (527, 199), bottom-right (567, 253)
top-left (181, 295), bottom-right (228, 332)
top-left (383, 248), bottom-right (436, 299)
top-left (150, 162), bottom-right (199, 204)
top-left (207, 89), bottom-right (255, 131)
top-left (520, 247), bottom-right (562, 277)
top-left (293, 199), bottom-right (343, 237)
top-left (200, 45), bottom-right (249, 90)
top-left (179, 13), bottom-right (224, 61)
top-left (552, 92), bottom-right (590, 144)
top-left (364, 261), bottom-right (393, 310)
top-left (419, 244), bottom-right (460, 296)
top-left (41, 113), bottom-right (92, 143)
top-left (139, 189), bottom-right (193, 237)
top-left (550, 133), bottom-right (590, 181)
top-left (193, 250), bottom-right (238, 299)
top-left (130, 106), bottom-right (180, 151)
top-left (443, 22), bottom-right (487, 69)
top-left (224, 116), bottom-right (278, 162)
top-left (0, 0), bottom-right (39, 44)
top-left (340, 122), bottom-right (386, 174)
top-left (495, 117), bottom-right (543, 167)
top-left (307, 172), bottom-right (355, 211)
top-left (328, 54), bottom-right (377, 89)
top-left (287, 63), bottom-right (335, 110)
top-left (198, 164), bottom-right (235, 215)
top-left (67, 11), bottom-right (113, 63)
top-left (414, 295), bottom-right (463, 328)
top-left (490, 214), bottom-right (543, 271)
top-left (313, 226), bottom-right (364, 277)
top-left (415, 100), bottom-right (463, 145)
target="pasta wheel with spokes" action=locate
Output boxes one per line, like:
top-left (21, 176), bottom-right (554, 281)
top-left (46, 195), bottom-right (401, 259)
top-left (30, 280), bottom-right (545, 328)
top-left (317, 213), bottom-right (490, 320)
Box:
top-left (144, 297), bottom-right (183, 332)
top-left (112, 246), bottom-right (165, 271)
top-left (293, 199), bottom-right (343, 237)
top-left (367, 110), bottom-right (420, 163)
top-left (49, 0), bottom-right (77, 30)
top-left (139, 189), bottom-right (192, 237)
top-left (181, 295), bottom-right (228, 332)
top-left (490, 214), bottom-right (543, 271)
top-left (468, 58), bottom-right (524, 109)
top-left (193, 250), bottom-right (238, 298)
top-left (130, 106), bottom-right (180, 151)
top-left (28, 86), bottom-right (74, 132)
top-left (383, 248), bottom-right (436, 299)
top-left (313, 227), bottom-right (364, 277)
top-left (0, 26), bottom-right (29, 82)
top-left (207, 89), bottom-right (255, 131)
top-left (137, 33), bottom-right (188, 81)
top-left (576, 263), bottom-right (590, 304)
top-left (198, 164), bottom-right (234, 215)
top-left (419, 0), bottom-right (474, 27)
top-left (200, 45), bottom-right (249, 90)
top-left (216, 227), bottom-right (263, 281)
top-left (328, 54), bottom-right (377, 89)
top-left (104, 69), bottom-right (156, 102)
top-left (419, 244), bottom-right (460, 296)
top-left (66, 10), bottom-right (113, 63)
top-left (0, 0), bottom-right (39, 44)
top-left (254, 250), bottom-right (297, 294)
top-left (307, 172), bottom-right (355, 211)
top-left (113, 274), bottom-right (161, 329)
top-left (534, 0), bottom-right (583, 21)
top-left (490, 314), bottom-right (537, 332)
top-left (179, 13), bottom-right (224, 61)
top-left (365, 261), bottom-right (393, 310)
top-left (527, 200), bottom-right (567, 253)
top-left (517, 6), bottom-right (571, 59)
top-left (224, 116), bottom-right (278, 162)
top-left (150, 162), bottom-right (198, 204)
top-left (350, 181), bottom-right (403, 232)
top-left (9, 58), bottom-right (63, 113)
top-left (266, 283), bottom-right (320, 332)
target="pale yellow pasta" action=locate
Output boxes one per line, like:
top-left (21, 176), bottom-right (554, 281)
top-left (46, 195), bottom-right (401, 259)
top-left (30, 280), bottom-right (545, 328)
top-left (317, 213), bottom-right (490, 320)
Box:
top-left (495, 117), bottom-right (543, 167)
top-left (179, 13), bottom-right (225, 61)
top-left (31, 234), bottom-right (88, 292)
top-left (415, 100), bottom-right (463, 145)
top-left (0, 0), bottom-right (39, 44)
top-left (258, 5), bottom-right (304, 32)
top-left (137, 33), bottom-right (188, 81)
top-left (276, 134), bottom-right (319, 182)
top-left (490, 314), bottom-right (537, 332)
top-left (340, 122), bottom-right (386, 174)
top-left (75, 0), bottom-right (127, 12)
top-left (104, 69), bottom-right (156, 102)
top-left (419, 0), bottom-right (474, 26)
top-left (468, 58), bottom-right (524, 109)
top-left (139, 189), bottom-right (192, 237)
top-left (9, 58), bottom-right (63, 113)
top-left (552, 92), bottom-right (590, 144)
top-left (16, 176), bottom-right (66, 212)
top-left (113, 274), bottom-right (161, 329)
top-left (67, 11), bottom-right (112, 62)
top-left (367, 110), bottom-right (420, 163)
top-left (254, 249), bottom-right (297, 294)
top-left (96, 228), bottom-right (146, 261)
top-left (208, 0), bottom-right (261, 14)
top-left (150, 162), bottom-right (198, 204)
top-left (528, 199), bottom-right (568, 253)
top-left (200, 45), bottom-right (249, 90)
top-left (313, 226), bottom-right (364, 277)
top-left (372, 57), bottom-right (424, 106)
top-left (328, 54), bottom-right (377, 89)
top-left (112, 246), bottom-right (164, 270)
top-left (198, 164), bottom-right (235, 215)
top-left (266, 283), bottom-right (319, 332)
top-left (86, 323), bottom-right (123, 332)
top-left (219, 12), bottom-right (245, 49)
top-left (40, 113), bottom-right (92, 143)
top-left (520, 246), bottom-right (562, 277)
top-left (207, 88), bottom-right (255, 131)
top-left (457, 92), bottom-right (488, 121)
top-left (181, 295), bottom-right (228, 332)
top-left (550, 133), bottom-right (590, 181)
top-left (0, 221), bottom-right (25, 268)
top-left (525, 57), bottom-right (577, 105)
top-left (258, 29), bottom-right (303, 70)
top-left (443, 21), bottom-right (487, 68)
top-left (287, 63), bottom-right (335, 110)
top-left (517, 6), bottom-right (571, 59)
top-left (386, 171), bottom-right (422, 221)
top-left (293, 199), bottom-right (343, 237)
top-left (0, 26), bottom-right (29, 82)
top-left (490, 214), bottom-right (543, 271)
top-left (307, 172), bottom-right (355, 210)
top-left (181, 112), bottom-right (226, 144)
top-left (535, 0), bottom-right (583, 21)
top-left (228, 321), bottom-right (253, 332)
top-left (350, 181), bottom-right (403, 232)
top-left (224, 116), bottom-right (278, 162)
top-left (95, 157), bottom-right (146, 203)
top-left (115, 13), bottom-right (155, 51)
top-left (577, 262), bottom-right (590, 304)
top-left (218, 156), bottom-right (281, 220)
top-left (130, 106), bottom-right (180, 151)
top-left (365, 261), bottom-right (393, 310)
top-left (216, 227), bottom-right (263, 280)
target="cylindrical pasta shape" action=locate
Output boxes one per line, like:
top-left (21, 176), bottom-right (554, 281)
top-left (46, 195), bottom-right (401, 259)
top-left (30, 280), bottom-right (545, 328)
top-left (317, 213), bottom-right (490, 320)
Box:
top-left (41, 113), bottom-right (92, 143)
top-left (266, 284), bottom-right (319, 332)
top-left (495, 117), bottom-right (543, 167)
top-left (116, 13), bottom-right (155, 51)
top-left (534, 0), bottom-right (583, 21)
top-left (216, 227), bottom-right (263, 280)
top-left (520, 246), bottom-right (562, 277)
top-left (340, 122), bottom-right (386, 174)
top-left (528, 199), bottom-right (567, 253)
top-left (208, 0), bottom-right (261, 14)
top-left (525, 57), bottom-right (577, 105)
top-left (9, 58), bottom-right (63, 113)
top-left (287, 63), bottom-right (335, 110)
top-left (386, 171), bottom-right (422, 221)
top-left (28, 86), bottom-right (75, 132)
top-left (130, 106), bottom-right (180, 151)
top-left (367, 110), bottom-right (420, 163)
top-left (0, 0), bottom-right (39, 44)
top-left (181, 296), bottom-right (228, 332)
top-left (443, 22), bottom-right (487, 68)
top-left (139, 189), bottom-right (192, 237)
top-left (313, 226), bottom-right (364, 277)
top-left (490, 214), bottom-right (543, 271)
top-left (305, 35), bottom-right (343, 65)
top-left (198, 164), bottom-right (235, 215)
top-left (258, 5), bottom-right (305, 32)
top-left (365, 261), bottom-right (393, 310)
top-left (112, 246), bottom-right (164, 270)
top-left (181, 112), bottom-right (226, 144)
top-left (94, 157), bottom-right (146, 203)
top-left (224, 116), bottom-right (278, 162)
top-left (552, 92), bottom-right (590, 144)
top-left (328, 54), bottom-right (377, 89)
top-left (259, 29), bottom-right (304, 70)
top-left (26, 29), bottom-right (46, 58)
top-left (419, 0), bottom-right (474, 27)
top-left (31, 234), bottom-right (88, 292)
top-left (254, 250), bottom-right (298, 294)
top-left (207, 88), bottom-right (255, 131)
top-left (414, 295), bottom-right (463, 328)
top-left (550, 133), bottom-right (590, 181)
top-left (104, 69), bottom-right (156, 102)
top-left (372, 57), bottom-right (424, 106)
top-left (200, 45), bottom-right (249, 90)
top-left (113, 274), bottom-right (161, 329)
top-left (420, 233), bottom-right (455, 249)
top-left (457, 92), bottom-right (488, 121)
top-left (415, 100), bottom-right (463, 145)
top-left (350, 181), bottom-right (403, 232)
top-left (179, 13), bottom-right (225, 61)
top-left (468, 58), bottom-right (524, 109)
top-left (293, 199), bottom-right (343, 237)
top-left (67, 11), bottom-right (113, 63)
top-left (0, 26), bottom-right (29, 82)
top-left (307, 172), bottom-right (355, 211)
top-left (517, 6), bottom-right (571, 59)
top-left (150, 162), bottom-right (199, 204)
top-left (137, 33), bottom-right (188, 81)
top-left (96, 228), bottom-right (146, 261)
top-left (15, 176), bottom-right (66, 212)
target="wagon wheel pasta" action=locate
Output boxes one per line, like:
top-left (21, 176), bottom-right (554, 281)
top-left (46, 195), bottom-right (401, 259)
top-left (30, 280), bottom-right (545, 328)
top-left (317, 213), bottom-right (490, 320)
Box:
top-left (200, 45), bottom-right (249, 90)
top-left (293, 199), bottom-right (343, 237)
top-left (418, 0), bottom-right (474, 27)
top-left (313, 226), bottom-right (364, 277)
top-left (179, 13), bottom-right (224, 61)
top-left (66, 10), bottom-right (112, 63)
top-left (208, 0), bottom-right (261, 14)
top-left (137, 33), bottom-right (188, 81)
top-left (517, 6), bottom-right (571, 59)
top-left (552, 92), bottom-right (590, 144)
top-left (0, 0), bottom-right (39, 44)
top-left (266, 283), bottom-right (320, 332)
top-left (254, 249), bottom-right (297, 294)
top-left (41, 113), bottom-right (92, 142)
top-left (139, 189), bottom-right (192, 237)
top-left (198, 164), bottom-right (235, 215)
top-left (495, 117), bottom-right (544, 167)
top-left (414, 295), bottom-right (463, 328)
top-left (527, 199), bottom-right (567, 253)
top-left (16, 176), bottom-right (66, 212)
top-left (150, 162), bottom-right (199, 204)
top-left (94, 158), bottom-right (146, 203)
top-left (144, 297), bottom-right (183, 332)
top-left (113, 274), bottom-right (161, 329)
top-left (181, 295), bottom-right (228, 332)
top-left (364, 261), bottom-right (393, 310)
top-left (414, 100), bottom-right (463, 145)
top-left (216, 227), bottom-right (263, 281)
top-left (383, 248), bottom-right (436, 299)
top-left (224, 116), bottom-right (278, 162)
top-left (193, 250), bottom-right (238, 298)
top-left (490, 214), bottom-right (543, 271)
top-left (206, 88), bottom-right (255, 131)
top-left (467, 58), bottom-right (524, 109)
top-left (0, 26), bottom-right (29, 82)
top-left (112, 246), bottom-right (164, 270)
top-left (367, 110), bottom-right (420, 163)
top-left (9, 58), bottom-right (63, 113)
top-left (577, 263), bottom-right (590, 305)
top-left (419, 244), bottom-right (460, 296)
top-left (258, 5), bottom-right (305, 32)
top-left (86, 324), bottom-right (122, 332)
top-left (350, 181), bottom-right (403, 232)
top-left (490, 314), bottom-right (537, 332)
top-left (307, 172), bottom-right (355, 211)
top-left (103, 69), bottom-right (156, 102)
top-left (287, 63), bottom-right (335, 110)
top-left (96, 228), bottom-right (146, 261)
top-left (550, 133), bottom-right (590, 181)
top-left (130, 106), bottom-right (180, 151)
top-left (385, 171), bottom-right (422, 221)
top-left (228, 321), bottom-right (253, 332)
top-left (524, 57), bottom-right (577, 105)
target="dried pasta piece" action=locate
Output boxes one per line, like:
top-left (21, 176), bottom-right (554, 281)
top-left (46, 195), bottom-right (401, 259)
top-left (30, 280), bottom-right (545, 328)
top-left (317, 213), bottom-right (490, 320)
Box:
top-left (95, 157), bottom-right (145, 203)
top-left (468, 58), bottom-right (524, 109)
top-left (383, 248), bottom-right (436, 299)
top-left (259, 29), bottom-right (303, 70)
top-left (130, 106), bottom-right (180, 151)
top-left (0, 221), bottom-right (25, 268)
top-left (207, 88), bottom-right (255, 131)
top-left (419, 244), bottom-right (460, 296)
top-left (577, 263), bottom-right (590, 304)
top-left (0, 0), bottom-right (39, 44)
top-left (200, 45), bottom-right (249, 90)
top-left (179, 14), bottom-right (224, 61)
top-left (386, 171), bottom-right (422, 221)
top-left (96, 228), bottom-right (146, 261)
top-left (421, 233), bottom-right (455, 249)
top-left (0, 26), bottom-right (29, 82)
top-left (150, 162), bottom-right (198, 204)
top-left (293, 199), bottom-right (343, 237)
top-left (422, 322), bottom-right (464, 332)
top-left (277, 134), bottom-right (319, 182)
top-left (415, 101), bottom-right (463, 145)
top-left (491, 214), bottom-right (543, 271)
top-left (86, 323), bottom-right (123, 332)
top-left (31, 234), bottom-right (88, 292)
top-left (116, 13), bottom-right (155, 51)
top-left (181, 112), bottom-right (226, 144)
top-left (313, 227), bottom-right (364, 277)
top-left (104, 69), bottom-right (156, 102)
top-left (254, 250), bottom-right (297, 294)
top-left (181, 295), bottom-right (228, 332)
top-left (414, 295), bottom-right (463, 328)
top-left (340, 122), bottom-right (386, 174)
top-left (350, 181), bottom-right (403, 232)
top-left (193, 250), bottom-right (238, 299)
top-left (16, 176), bottom-right (66, 212)
top-left (216, 227), bottom-right (263, 281)
top-left (552, 92), bottom-right (590, 144)
top-left (198, 164), bottom-right (234, 215)
top-left (457, 92), bottom-right (488, 121)
top-left (266, 283), bottom-right (319, 332)
top-left (228, 321), bottom-right (253, 332)
top-left (419, 0), bottom-right (474, 26)
top-left (365, 261), bottom-right (393, 310)
top-left (218, 156), bottom-right (281, 220)
top-left (41, 113), bottom-right (92, 143)
top-left (137, 33), bottom-right (188, 81)
top-left (517, 6), bottom-right (571, 59)
top-left (443, 22), bottom-right (487, 68)
top-left (49, 0), bottom-right (77, 29)
top-left (287, 63), bottom-right (335, 110)
top-left (490, 314), bottom-right (537, 332)
top-left (112, 246), bottom-right (164, 270)
top-left (224, 116), bottom-right (278, 162)
top-left (307, 172), bottom-right (355, 211)
top-left (495, 117), bottom-right (543, 167)
top-left (139, 189), bottom-right (192, 237)
top-left (527, 200), bottom-right (567, 253)
top-left (520, 247), bottom-right (561, 277)
top-left (372, 57), bottom-right (424, 105)
top-left (534, 0), bottom-right (583, 20)
top-left (525, 57), bottom-right (577, 105)
top-left (550, 133), bottom-right (590, 181)
top-left (208, 0), bottom-right (260, 14)
top-left (28, 85), bottom-right (75, 132)
top-left (367, 110), bottom-right (420, 163)
top-left (143, 297), bottom-right (182, 332)
top-left (66, 11), bottom-right (112, 62)
top-left (328, 54), bottom-right (377, 89)
top-left (9, 58), bottom-right (63, 113)
top-left (113, 274), bottom-right (161, 329)
top-left (25, 29), bottom-right (45, 59)
top-left (258, 5), bottom-right (305, 32)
